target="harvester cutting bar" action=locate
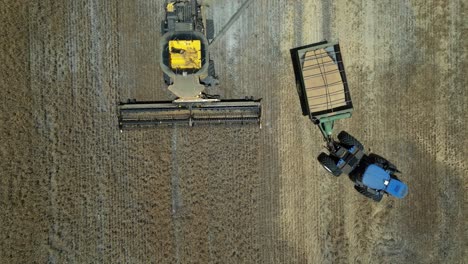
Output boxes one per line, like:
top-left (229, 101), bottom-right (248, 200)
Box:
top-left (118, 100), bottom-right (261, 129)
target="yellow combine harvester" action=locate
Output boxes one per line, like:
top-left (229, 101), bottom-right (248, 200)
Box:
top-left (118, 0), bottom-right (261, 129)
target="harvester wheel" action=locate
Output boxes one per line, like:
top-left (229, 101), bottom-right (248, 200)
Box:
top-left (318, 153), bottom-right (342, 176)
top-left (338, 131), bottom-right (364, 150)
top-left (206, 19), bottom-right (215, 40)
top-left (354, 185), bottom-right (383, 202)
top-left (161, 21), bottom-right (166, 35)
top-left (208, 60), bottom-right (216, 78)
top-left (164, 73), bottom-right (171, 85)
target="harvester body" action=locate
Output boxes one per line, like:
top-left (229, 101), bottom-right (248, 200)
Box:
top-left (118, 0), bottom-right (261, 129)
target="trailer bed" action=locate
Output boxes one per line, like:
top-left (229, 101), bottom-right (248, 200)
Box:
top-left (302, 48), bottom-right (347, 112)
top-left (291, 41), bottom-right (353, 121)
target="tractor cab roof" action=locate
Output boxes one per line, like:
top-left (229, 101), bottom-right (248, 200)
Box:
top-left (362, 164), bottom-right (408, 199)
top-left (362, 164), bottom-right (390, 190)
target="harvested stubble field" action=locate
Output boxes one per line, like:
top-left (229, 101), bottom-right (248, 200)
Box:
top-left (0, 0), bottom-right (466, 263)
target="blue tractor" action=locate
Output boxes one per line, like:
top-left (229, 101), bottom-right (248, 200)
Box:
top-left (290, 41), bottom-right (408, 202)
top-left (318, 131), bottom-right (408, 202)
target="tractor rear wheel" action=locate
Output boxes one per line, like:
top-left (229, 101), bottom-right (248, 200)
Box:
top-left (368, 153), bottom-right (398, 172)
top-left (354, 185), bottom-right (383, 202)
top-left (338, 131), bottom-right (364, 150)
top-left (318, 153), bottom-right (342, 176)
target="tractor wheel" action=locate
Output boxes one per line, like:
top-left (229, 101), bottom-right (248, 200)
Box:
top-left (354, 185), bottom-right (383, 202)
top-left (368, 153), bottom-right (398, 172)
top-left (391, 174), bottom-right (400, 181)
top-left (317, 153), bottom-right (342, 177)
top-left (205, 19), bottom-right (215, 40)
top-left (337, 131), bottom-right (364, 150)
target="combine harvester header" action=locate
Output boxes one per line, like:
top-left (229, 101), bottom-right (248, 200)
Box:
top-left (118, 0), bottom-right (261, 129)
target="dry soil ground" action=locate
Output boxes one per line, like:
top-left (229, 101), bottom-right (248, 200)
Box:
top-left (1, 0), bottom-right (467, 263)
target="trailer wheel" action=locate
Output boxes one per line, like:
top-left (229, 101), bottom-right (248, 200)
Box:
top-left (318, 153), bottom-right (342, 176)
top-left (205, 19), bottom-right (215, 40)
top-left (354, 185), bottom-right (383, 202)
top-left (337, 131), bottom-right (364, 150)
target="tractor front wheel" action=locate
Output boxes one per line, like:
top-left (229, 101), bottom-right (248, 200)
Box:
top-left (318, 153), bottom-right (342, 177)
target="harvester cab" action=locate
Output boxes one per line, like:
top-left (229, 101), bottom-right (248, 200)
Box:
top-left (118, 0), bottom-right (261, 129)
top-left (290, 41), bottom-right (408, 201)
